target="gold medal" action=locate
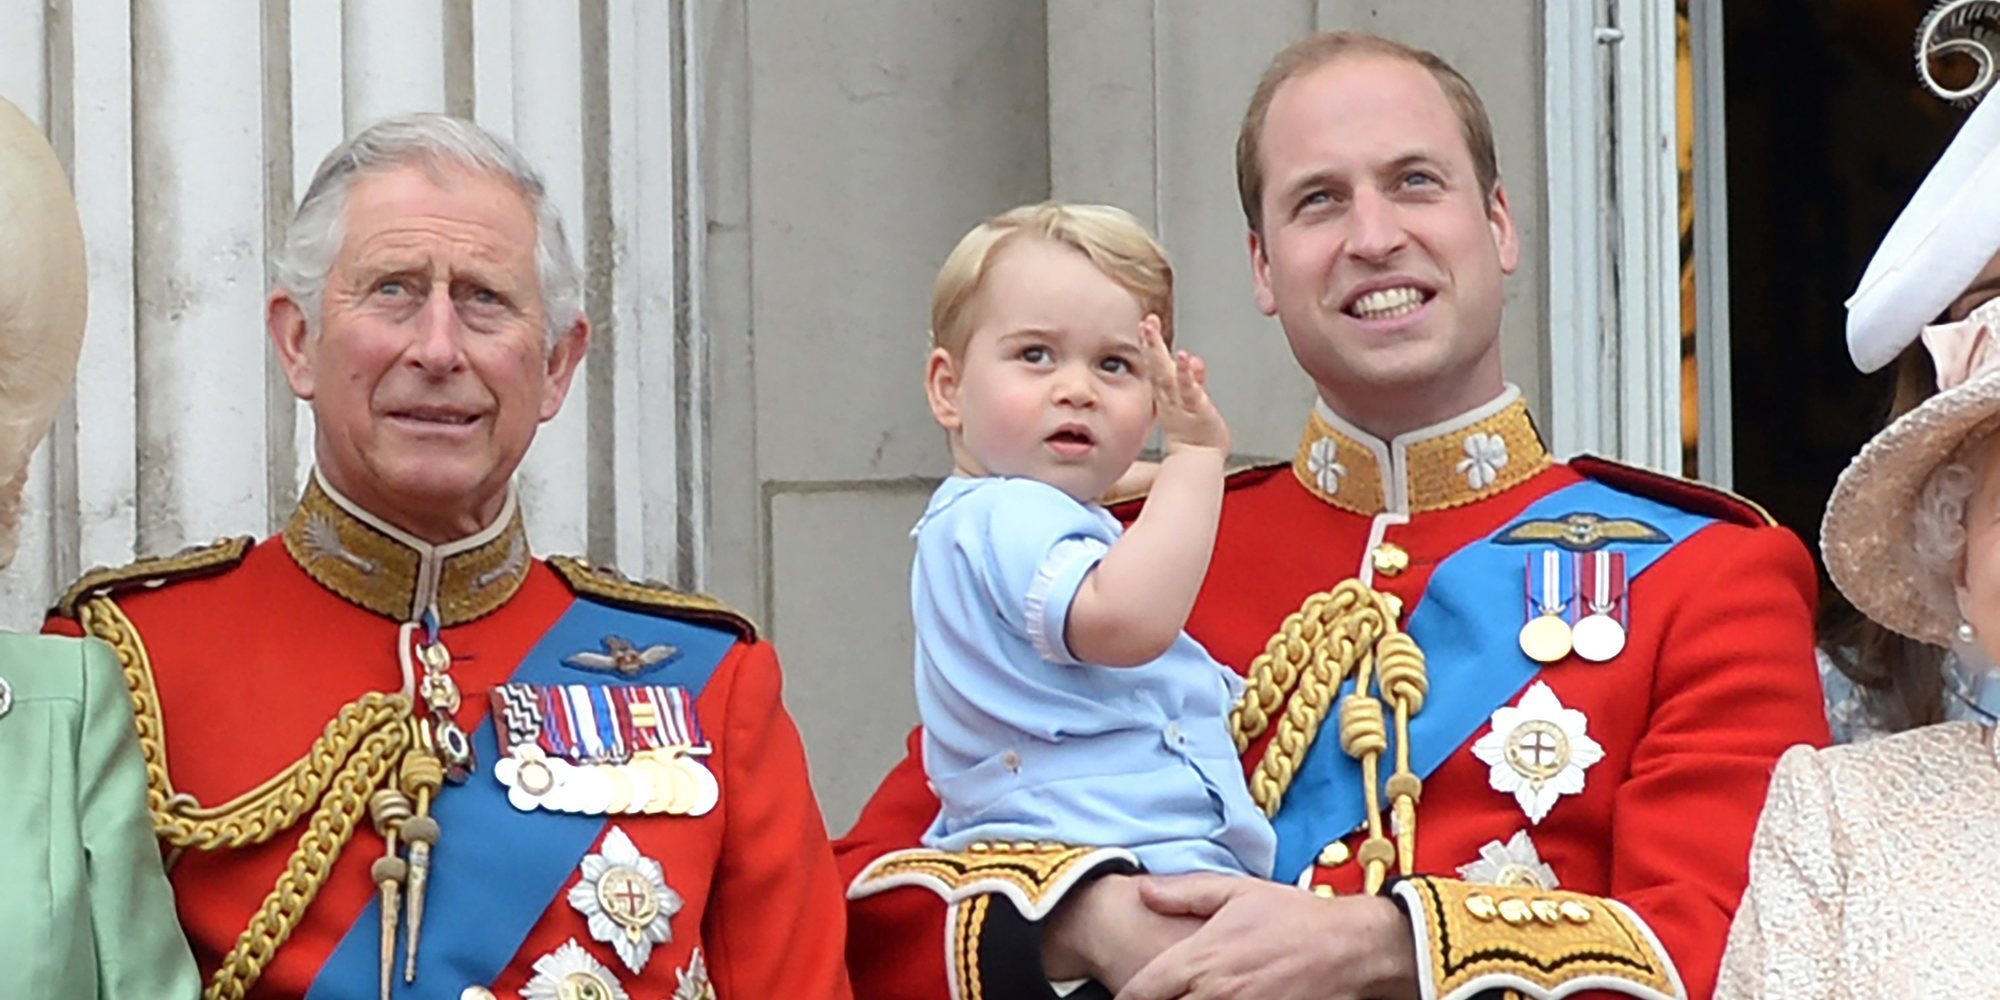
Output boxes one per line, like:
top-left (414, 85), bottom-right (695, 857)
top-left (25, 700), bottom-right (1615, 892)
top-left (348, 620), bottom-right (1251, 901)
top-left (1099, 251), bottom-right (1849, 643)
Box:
top-left (621, 763), bottom-right (657, 815)
top-left (675, 755), bottom-right (720, 816)
top-left (1518, 550), bottom-right (1574, 663)
top-left (1571, 613), bottom-right (1626, 662)
top-left (603, 766), bottom-right (637, 814)
top-left (1517, 613), bottom-right (1572, 663)
top-left (664, 757), bottom-right (697, 815)
top-left (635, 752), bottom-right (684, 814)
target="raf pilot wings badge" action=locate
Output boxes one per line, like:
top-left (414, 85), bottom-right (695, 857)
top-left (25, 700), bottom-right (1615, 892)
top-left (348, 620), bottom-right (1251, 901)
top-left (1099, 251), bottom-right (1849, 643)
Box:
top-left (564, 635), bottom-right (681, 677)
top-left (1494, 513), bottom-right (1669, 552)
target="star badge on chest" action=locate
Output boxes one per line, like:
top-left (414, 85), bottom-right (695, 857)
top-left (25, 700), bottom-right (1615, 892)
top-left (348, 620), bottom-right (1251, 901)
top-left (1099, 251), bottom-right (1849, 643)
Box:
top-left (1456, 830), bottom-right (1559, 890)
top-left (1470, 681), bottom-right (1604, 824)
top-left (569, 826), bottom-right (683, 974)
top-left (673, 948), bottom-right (716, 1000)
top-left (522, 939), bottom-right (629, 1000)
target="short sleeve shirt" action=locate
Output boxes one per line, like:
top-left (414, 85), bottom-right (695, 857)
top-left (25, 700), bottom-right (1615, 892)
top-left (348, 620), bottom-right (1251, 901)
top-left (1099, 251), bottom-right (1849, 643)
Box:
top-left (912, 476), bottom-right (1275, 877)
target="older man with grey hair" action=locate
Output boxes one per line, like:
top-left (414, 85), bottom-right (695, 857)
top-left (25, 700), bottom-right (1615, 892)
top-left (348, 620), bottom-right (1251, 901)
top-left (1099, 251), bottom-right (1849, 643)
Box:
top-left (46, 113), bottom-right (852, 1000)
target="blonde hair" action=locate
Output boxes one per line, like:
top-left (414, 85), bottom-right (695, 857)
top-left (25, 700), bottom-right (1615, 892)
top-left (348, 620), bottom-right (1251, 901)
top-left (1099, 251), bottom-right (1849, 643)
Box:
top-left (929, 202), bottom-right (1174, 356)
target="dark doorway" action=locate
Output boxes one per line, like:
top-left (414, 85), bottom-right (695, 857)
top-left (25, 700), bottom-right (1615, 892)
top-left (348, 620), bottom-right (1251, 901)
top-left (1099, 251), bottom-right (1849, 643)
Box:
top-left (1724, 1), bottom-right (1965, 574)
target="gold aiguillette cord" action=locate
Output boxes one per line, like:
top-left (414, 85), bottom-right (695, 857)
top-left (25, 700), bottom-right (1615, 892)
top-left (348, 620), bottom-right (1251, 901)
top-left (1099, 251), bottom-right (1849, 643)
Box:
top-left (398, 747), bottom-right (444, 983)
top-left (368, 789), bottom-right (411, 1000)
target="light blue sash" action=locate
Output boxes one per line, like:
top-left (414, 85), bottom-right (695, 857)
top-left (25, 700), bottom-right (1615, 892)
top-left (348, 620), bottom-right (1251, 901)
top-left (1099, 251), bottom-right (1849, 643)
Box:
top-left (306, 598), bottom-right (738, 997)
top-left (1268, 479), bottom-right (1717, 883)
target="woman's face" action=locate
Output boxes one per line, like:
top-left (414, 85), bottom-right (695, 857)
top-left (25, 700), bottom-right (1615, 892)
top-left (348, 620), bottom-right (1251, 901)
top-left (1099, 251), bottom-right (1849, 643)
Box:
top-left (1956, 433), bottom-right (2000, 659)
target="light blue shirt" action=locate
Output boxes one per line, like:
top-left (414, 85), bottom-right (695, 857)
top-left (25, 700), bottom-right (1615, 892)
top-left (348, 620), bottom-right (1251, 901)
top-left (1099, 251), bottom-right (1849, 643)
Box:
top-left (913, 476), bottom-right (1276, 877)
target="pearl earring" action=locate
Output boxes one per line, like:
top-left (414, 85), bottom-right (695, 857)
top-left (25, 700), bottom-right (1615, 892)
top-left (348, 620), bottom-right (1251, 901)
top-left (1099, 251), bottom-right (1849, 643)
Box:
top-left (1959, 620), bottom-right (1979, 644)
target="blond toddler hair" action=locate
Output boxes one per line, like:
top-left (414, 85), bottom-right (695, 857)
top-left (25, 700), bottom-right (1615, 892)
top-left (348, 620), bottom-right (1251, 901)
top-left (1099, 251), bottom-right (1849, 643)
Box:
top-left (929, 202), bottom-right (1175, 356)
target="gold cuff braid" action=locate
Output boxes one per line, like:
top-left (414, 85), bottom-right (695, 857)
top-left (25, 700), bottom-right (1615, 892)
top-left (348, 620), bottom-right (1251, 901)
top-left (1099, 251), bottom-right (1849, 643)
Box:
top-left (1230, 580), bottom-right (1427, 891)
top-left (1391, 877), bottom-right (1684, 1000)
top-left (80, 595), bottom-right (421, 1000)
top-left (845, 842), bottom-right (1137, 922)
top-left (848, 844), bottom-right (1137, 1000)
top-left (950, 894), bottom-right (991, 1000)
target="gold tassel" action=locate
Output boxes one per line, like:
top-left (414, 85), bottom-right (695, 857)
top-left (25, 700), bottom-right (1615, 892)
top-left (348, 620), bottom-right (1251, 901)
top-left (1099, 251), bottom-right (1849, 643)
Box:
top-left (398, 750), bottom-right (445, 983)
top-left (368, 789), bottom-right (412, 1000)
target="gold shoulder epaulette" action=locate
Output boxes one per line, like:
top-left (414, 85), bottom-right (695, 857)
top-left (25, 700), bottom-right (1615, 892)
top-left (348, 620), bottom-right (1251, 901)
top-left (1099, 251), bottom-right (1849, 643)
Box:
top-left (1570, 454), bottom-right (1776, 527)
top-left (547, 555), bottom-right (759, 641)
top-left (53, 536), bottom-right (255, 618)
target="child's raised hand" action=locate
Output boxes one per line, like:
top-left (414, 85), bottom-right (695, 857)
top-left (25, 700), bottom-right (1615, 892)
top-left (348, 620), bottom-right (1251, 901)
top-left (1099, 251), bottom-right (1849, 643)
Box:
top-left (1141, 315), bottom-right (1229, 456)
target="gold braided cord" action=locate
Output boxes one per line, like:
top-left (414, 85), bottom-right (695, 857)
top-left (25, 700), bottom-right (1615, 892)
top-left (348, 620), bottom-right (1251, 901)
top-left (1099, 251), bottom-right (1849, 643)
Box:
top-left (82, 594), bottom-right (415, 850)
top-left (1231, 591), bottom-right (1345, 752)
top-left (1378, 633), bottom-right (1429, 877)
top-left (1245, 582), bottom-right (1385, 812)
top-left (205, 721), bottom-right (414, 1000)
top-left (79, 594), bottom-right (426, 1000)
top-left (80, 597), bottom-right (174, 818)
top-left (166, 697), bottom-right (413, 849)
top-left (1235, 580), bottom-right (1429, 892)
top-left (1343, 596), bottom-right (1396, 893)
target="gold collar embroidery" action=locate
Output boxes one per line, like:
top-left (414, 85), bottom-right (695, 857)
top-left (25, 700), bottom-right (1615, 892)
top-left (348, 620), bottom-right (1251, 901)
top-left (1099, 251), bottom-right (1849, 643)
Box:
top-left (1291, 388), bottom-right (1552, 515)
top-left (281, 470), bottom-right (532, 625)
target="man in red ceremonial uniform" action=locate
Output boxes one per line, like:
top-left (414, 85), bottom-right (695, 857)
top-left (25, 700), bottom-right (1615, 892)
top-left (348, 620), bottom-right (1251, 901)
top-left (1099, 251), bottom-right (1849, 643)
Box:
top-left (837, 31), bottom-right (1827, 1000)
top-left (47, 115), bottom-right (851, 1000)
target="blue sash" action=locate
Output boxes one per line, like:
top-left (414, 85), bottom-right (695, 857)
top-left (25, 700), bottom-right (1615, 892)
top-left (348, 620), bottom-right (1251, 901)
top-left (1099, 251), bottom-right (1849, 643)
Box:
top-left (1268, 479), bottom-right (1717, 883)
top-left (305, 598), bottom-right (739, 998)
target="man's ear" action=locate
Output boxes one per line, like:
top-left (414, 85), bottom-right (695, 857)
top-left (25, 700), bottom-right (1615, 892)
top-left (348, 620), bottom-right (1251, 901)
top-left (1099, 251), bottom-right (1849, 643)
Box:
top-left (268, 291), bottom-right (317, 400)
top-left (1249, 229), bottom-right (1277, 317)
top-left (538, 316), bottom-right (592, 422)
top-left (925, 346), bottom-right (963, 431)
top-left (1488, 181), bottom-right (1521, 275)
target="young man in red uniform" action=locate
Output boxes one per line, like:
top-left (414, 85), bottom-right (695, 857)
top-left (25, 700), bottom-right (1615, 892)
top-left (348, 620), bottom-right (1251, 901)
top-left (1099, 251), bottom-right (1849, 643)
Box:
top-left (47, 115), bottom-right (851, 1000)
top-left (838, 31), bottom-right (1826, 1000)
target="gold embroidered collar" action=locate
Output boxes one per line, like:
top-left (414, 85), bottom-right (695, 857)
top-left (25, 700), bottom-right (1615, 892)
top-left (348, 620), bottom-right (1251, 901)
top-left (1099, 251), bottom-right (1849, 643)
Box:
top-left (1291, 387), bottom-right (1552, 515)
top-left (282, 470), bottom-right (532, 625)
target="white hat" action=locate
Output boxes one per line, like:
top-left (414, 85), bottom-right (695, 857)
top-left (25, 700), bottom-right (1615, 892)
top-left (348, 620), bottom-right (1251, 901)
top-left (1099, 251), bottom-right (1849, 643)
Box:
top-left (0, 98), bottom-right (87, 569)
top-left (1845, 89), bottom-right (2000, 372)
top-left (1846, 5), bottom-right (2000, 372)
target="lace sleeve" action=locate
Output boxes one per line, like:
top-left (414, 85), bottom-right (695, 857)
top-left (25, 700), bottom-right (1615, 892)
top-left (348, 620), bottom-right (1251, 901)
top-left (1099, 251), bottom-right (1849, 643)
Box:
top-left (1714, 744), bottom-right (1846, 999)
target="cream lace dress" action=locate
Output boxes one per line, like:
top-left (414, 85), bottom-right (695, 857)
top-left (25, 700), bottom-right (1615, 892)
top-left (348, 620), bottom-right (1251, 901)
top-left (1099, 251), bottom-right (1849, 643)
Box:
top-left (1716, 721), bottom-right (1998, 998)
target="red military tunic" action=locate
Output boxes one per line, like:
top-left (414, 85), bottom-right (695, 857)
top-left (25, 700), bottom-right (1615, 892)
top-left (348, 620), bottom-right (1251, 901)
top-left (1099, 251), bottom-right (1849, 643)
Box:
top-left (48, 475), bottom-right (851, 1000)
top-left (838, 392), bottom-right (1827, 1000)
